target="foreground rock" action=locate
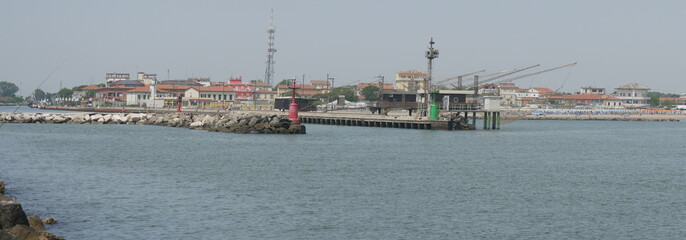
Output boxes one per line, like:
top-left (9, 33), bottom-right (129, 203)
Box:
top-left (0, 182), bottom-right (63, 240)
top-left (0, 112), bottom-right (306, 134)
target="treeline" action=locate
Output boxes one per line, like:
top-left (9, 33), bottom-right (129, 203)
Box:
top-left (0, 81), bottom-right (97, 104)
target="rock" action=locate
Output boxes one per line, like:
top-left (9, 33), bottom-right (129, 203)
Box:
top-left (102, 115), bottom-right (112, 123)
top-left (0, 182), bottom-right (4, 194)
top-left (201, 115), bottom-right (215, 126)
top-left (254, 123), bottom-right (266, 131)
top-left (0, 195), bottom-right (13, 202)
top-left (277, 128), bottom-right (290, 134)
top-left (8, 224), bottom-right (64, 240)
top-left (111, 114), bottom-right (122, 123)
top-left (0, 200), bottom-right (28, 230)
top-left (41, 218), bottom-right (56, 225)
top-left (27, 216), bottom-right (43, 232)
top-left (189, 121), bottom-right (203, 128)
top-left (238, 118), bottom-right (249, 127)
top-left (248, 116), bottom-right (259, 127)
top-left (0, 231), bottom-right (18, 240)
top-left (235, 127), bottom-right (250, 134)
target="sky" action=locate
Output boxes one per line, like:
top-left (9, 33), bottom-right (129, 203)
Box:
top-left (1, 0), bottom-right (685, 96)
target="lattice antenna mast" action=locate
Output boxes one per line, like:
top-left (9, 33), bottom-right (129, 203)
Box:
top-left (424, 37), bottom-right (439, 116)
top-left (264, 9), bottom-right (277, 85)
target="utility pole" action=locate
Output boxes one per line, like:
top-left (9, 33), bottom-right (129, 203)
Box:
top-left (375, 75), bottom-right (384, 101)
top-left (425, 37), bottom-right (439, 118)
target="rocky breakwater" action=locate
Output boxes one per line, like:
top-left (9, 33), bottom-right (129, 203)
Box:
top-left (0, 112), bottom-right (305, 134)
top-left (0, 181), bottom-right (64, 240)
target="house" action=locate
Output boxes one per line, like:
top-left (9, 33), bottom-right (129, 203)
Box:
top-left (276, 84), bottom-right (323, 98)
top-left (125, 86), bottom-right (171, 106)
top-left (184, 86), bottom-right (236, 107)
top-left (659, 97), bottom-right (686, 106)
top-left (111, 80), bottom-right (145, 88)
top-left (136, 72), bottom-right (158, 85)
top-left (227, 77), bottom-right (254, 103)
top-left (355, 83), bottom-right (394, 100)
top-left (394, 70), bottom-right (427, 92)
top-left (579, 87), bottom-right (605, 95)
top-left (614, 83), bottom-right (650, 107)
top-left (548, 94), bottom-right (623, 108)
top-left (310, 80), bottom-right (330, 90)
top-left (497, 83), bottom-right (518, 106)
top-left (105, 73), bottom-right (130, 86)
top-left (529, 87), bottom-right (555, 97)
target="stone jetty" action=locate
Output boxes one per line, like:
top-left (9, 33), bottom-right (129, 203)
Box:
top-left (0, 181), bottom-right (64, 240)
top-left (0, 112), bottom-right (306, 134)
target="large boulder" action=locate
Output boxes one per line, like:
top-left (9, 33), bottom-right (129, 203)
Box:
top-left (0, 196), bottom-right (12, 202)
top-left (7, 224), bottom-right (64, 240)
top-left (0, 231), bottom-right (18, 240)
top-left (27, 216), bottom-right (43, 232)
top-left (189, 122), bottom-right (203, 128)
top-left (0, 201), bottom-right (28, 230)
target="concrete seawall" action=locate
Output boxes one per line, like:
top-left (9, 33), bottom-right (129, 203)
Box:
top-left (0, 112), bottom-right (306, 134)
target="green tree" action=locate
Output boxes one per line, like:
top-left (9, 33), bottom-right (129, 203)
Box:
top-left (361, 85), bottom-right (380, 101)
top-left (273, 79), bottom-right (291, 91)
top-left (72, 85), bottom-right (88, 91)
top-left (85, 90), bottom-right (96, 98)
top-left (34, 89), bottom-right (47, 100)
top-left (0, 81), bottom-right (19, 97)
top-left (96, 83), bottom-right (106, 87)
top-left (647, 92), bottom-right (680, 106)
top-left (330, 87), bottom-right (358, 102)
top-left (58, 88), bottom-right (74, 98)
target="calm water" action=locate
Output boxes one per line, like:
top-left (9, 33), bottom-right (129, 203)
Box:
top-left (1, 107), bottom-right (685, 239)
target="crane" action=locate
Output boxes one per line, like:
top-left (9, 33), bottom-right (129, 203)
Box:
top-left (434, 70), bottom-right (486, 86)
top-left (458, 64), bottom-right (540, 89)
top-left (491, 62), bottom-right (577, 85)
top-left (452, 68), bottom-right (517, 89)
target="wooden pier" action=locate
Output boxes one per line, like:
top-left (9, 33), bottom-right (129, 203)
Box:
top-left (299, 115), bottom-right (448, 130)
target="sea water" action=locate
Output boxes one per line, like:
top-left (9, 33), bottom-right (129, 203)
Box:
top-left (1, 107), bottom-right (685, 239)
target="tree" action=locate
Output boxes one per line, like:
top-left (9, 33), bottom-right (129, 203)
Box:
top-left (647, 92), bottom-right (679, 106)
top-left (330, 87), bottom-right (358, 102)
top-left (361, 85), bottom-right (380, 101)
top-left (85, 90), bottom-right (96, 98)
top-left (72, 85), bottom-right (88, 91)
top-left (34, 89), bottom-right (46, 100)
top-left (57, 88), bottom-right (74, 98)
top-left (273, 79), bottom-right (291, 91)
top-left (0, 81), bottom-right (19, 97)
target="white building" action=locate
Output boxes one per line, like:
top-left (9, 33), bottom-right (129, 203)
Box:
top-left (136, 72), bottom-right (158, 85)
top-left (106, 73), bottom-right (130, 85)
top-left (395, 70), bottom-right (427, 92)
top-left (614, 83), bottom-right (650, 107)
top-left (579, 87), bottom-right (606, 95)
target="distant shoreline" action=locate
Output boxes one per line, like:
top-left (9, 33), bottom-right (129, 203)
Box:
top-left (502, 113), bottom-right (683, 122)
top-left (5, 106), bottom-right (683, 122)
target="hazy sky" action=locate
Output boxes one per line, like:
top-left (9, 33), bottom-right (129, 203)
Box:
top-left (2, 0), bottom-right (685, 95)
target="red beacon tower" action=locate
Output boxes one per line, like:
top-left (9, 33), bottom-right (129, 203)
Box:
top-left (288, 78), bottom-right (300, 124)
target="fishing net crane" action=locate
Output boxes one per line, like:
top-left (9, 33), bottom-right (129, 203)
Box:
top-left (434, 70), bottom-right (485, 88)
top-left (491, 62), bottom-right (577, 86)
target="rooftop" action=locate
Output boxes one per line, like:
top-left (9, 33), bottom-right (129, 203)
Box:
top-left (616, 83), bottom-right (650, 90)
